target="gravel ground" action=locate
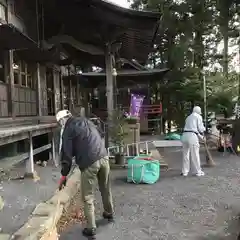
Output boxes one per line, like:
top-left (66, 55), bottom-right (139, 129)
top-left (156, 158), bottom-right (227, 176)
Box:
top-left (60, 149), bottom-right (240, 240)
top-left (0, 162), bottom-right (60, 234)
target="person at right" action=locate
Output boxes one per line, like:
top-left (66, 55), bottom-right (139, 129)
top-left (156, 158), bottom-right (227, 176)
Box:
top-left (181, 106), bottom-right (205, 177)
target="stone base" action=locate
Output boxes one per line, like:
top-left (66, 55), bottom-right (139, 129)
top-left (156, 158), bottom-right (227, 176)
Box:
top-left (24, 171), bottom-right (40, 181)
top-left (0, 196), bottom-right (4, 211)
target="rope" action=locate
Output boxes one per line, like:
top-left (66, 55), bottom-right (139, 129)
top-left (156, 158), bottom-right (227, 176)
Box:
top-left (130, 164), bottom-right (144, 184)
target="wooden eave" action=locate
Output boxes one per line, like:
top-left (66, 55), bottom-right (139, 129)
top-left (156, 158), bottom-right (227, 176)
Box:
top-left (64, 68), bottom-right (169, 88)
top-left (39, 0), bottom-right (161, 63)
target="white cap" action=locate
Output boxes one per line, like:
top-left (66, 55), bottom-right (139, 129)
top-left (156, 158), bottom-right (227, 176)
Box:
top-left (193, 106), bottom-right (202, 115)
top-left (56, 110), bottom-right (72, 122)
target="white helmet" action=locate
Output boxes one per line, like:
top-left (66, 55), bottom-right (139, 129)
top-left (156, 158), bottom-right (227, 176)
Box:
top-left (193, 106), bottom-right (202, 115)
top-left (56, 110), bottom-right (72, 122)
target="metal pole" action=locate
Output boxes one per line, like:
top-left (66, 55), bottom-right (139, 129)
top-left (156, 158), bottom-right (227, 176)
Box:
top-left (203, 73), bottom-right (207, 129)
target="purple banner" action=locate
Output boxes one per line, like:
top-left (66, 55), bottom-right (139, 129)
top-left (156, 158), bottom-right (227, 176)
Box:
top-left (129, 93), bottom-right (145, 118)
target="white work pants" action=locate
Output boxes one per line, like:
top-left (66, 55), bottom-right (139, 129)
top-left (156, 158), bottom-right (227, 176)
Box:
top-left (182, 142), bottom-right (202, 175)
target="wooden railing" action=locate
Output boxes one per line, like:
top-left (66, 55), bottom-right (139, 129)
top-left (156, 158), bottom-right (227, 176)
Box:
top-left (0, 122), bottom-right (58, 176)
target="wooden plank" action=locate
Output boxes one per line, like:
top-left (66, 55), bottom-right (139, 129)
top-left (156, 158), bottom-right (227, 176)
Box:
top-left (32, 128), bottom-right (52, 137)
top-left (0, 123), bottom-right (57, 138)
top-left (0, 124), bottom-right (56, 146)
top-left (0, 132), bottom-right (29, 146)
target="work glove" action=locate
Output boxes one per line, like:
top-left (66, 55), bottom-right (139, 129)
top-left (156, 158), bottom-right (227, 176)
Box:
top-left (58, 176), bottom-right (67, 191)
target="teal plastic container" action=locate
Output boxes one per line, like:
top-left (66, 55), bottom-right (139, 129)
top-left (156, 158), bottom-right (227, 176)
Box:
top-left (127, 158), bottom-right (160, 184)
top-left (164, 133), bottom-right (182, 140)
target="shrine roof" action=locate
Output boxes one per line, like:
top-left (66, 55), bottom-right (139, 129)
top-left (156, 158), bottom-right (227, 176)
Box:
top-left (40, 0), bottom-right (161, 63)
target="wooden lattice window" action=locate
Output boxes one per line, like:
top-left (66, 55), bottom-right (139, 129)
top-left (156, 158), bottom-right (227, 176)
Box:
top-left (13, 52), bottom-right (35, 88)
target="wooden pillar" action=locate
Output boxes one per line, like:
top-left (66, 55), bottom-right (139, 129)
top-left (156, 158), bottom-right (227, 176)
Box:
top-left (105, 45), bottom-right (115, 147)
top-left (105, 45), bottom-right (114, 122)
top-left (113, 74), bottom-right (117, 109)
top-left (60, 72), bottom-right (64, 109)
top-left (67, 66), bottom-right (73, 111)
top-left (49, 131), bottom-right (58, 167)
top-left (76, 77), bottom-right (80, 106)
top-left (36, 63), bottom-right (42, 117)
top-left (53, 69), bottom-right (61, 113)
top-left (69, 78), bottom-right (73, 111)
top-left (4, 50), bottom-right (15, 118)
top-left (25, 132), bottom-right (35, 178)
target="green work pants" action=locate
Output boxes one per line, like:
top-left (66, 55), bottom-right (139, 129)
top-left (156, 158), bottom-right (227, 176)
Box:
top-left (81, 157), bottom-right (114, 229)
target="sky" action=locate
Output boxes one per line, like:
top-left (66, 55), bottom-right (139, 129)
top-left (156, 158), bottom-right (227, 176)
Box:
top-left (110, 0), bottom-right (130, 8)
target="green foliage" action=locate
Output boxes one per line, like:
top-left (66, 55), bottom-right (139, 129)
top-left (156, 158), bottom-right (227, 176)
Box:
top-left (130, 0), bottom-right (240, 128)
top-left (108, 109), bottom-right (126, 150)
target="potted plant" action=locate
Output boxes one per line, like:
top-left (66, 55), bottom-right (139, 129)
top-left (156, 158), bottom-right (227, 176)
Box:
top-left (124, 112), bottom-right (139, 124)
top-left (109, 109), bottom-right (126, 165)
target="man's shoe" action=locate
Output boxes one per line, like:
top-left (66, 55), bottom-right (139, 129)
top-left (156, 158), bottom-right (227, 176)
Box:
top-left (196, 171), bottom-right (205, 177)
top-left (102, 212), bottom-right (114, 222)
top-left (181, 173), bottom-right (188, 177)
top-left (82, 228), bottom-right (96, 237)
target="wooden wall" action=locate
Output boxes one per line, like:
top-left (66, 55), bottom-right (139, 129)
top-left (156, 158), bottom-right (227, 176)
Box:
top-left (14, 86), bottom-right (36, 116)
top-left (0, 83), bottom-right (8, 117)
top-left (8, 0), bottom-right (38, 41)
top-left (0, 0), bottom-right (81, 120)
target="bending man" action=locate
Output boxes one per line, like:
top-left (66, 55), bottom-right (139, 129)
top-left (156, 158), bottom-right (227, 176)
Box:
top-left (181, 106), bottom-right (205, 177)
top-left (56, 110), bottom-right (114, 237)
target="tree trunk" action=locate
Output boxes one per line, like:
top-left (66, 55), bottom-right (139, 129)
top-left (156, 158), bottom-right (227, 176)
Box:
top-left (220, 7), bottom-right (229, 81)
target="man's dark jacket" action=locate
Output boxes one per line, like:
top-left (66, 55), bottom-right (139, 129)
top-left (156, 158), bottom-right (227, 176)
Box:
top-left (60, 117), bottom-right (107, 176)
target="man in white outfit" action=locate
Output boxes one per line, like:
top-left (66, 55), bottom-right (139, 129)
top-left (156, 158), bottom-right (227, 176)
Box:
top-left (181, 106), bottom-right (205, 177)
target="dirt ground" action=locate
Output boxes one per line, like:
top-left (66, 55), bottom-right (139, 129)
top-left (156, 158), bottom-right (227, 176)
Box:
top-left (60, 149), bottom-right (240, 240)
top-left (0, 162), bottom-right (60, 234)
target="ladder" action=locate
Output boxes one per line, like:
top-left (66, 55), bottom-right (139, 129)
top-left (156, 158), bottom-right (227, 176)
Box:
top-left (107, 140), bottom-right (152, 158)
top-left (107, 140), bottom-right (168, 168)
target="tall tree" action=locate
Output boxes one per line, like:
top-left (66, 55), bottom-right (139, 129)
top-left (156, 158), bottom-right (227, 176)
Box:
top-left (129, 0), bottom-right (239, 128)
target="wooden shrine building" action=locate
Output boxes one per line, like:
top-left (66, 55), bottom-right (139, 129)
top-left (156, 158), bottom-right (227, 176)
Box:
top-left (0, 0), bottom-right (162, 175)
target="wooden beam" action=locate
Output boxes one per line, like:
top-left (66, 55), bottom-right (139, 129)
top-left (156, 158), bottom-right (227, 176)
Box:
top-left (0, 123), bottom-right (56, 146)
top-left (48, 35), bottom-right (104, 55)
top-left (36, 63), bottom-right (42, 117)
top-left (0, 143), bottom-right (51, 171)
